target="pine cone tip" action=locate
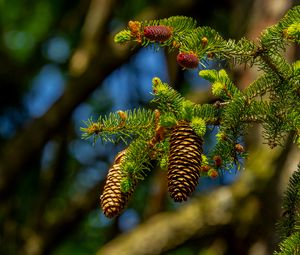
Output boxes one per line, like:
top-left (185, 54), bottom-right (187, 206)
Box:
top-left (101, 196), bottom-right (122, 218)
top-left (171, 191), bottom-right (188, 202)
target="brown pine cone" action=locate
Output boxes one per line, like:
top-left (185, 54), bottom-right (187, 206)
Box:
top-left (100, 150), bottom-right (135, 218)
top-left (168, 121), bottom-right (203, 202)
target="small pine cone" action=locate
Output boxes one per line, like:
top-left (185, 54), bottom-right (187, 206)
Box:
top-left (176, 52), bottom-right (199, 69)
top-left (168, 121), bottom-right (203, 202)
top-left (100, 150), bottom-right (134, 218)
top-left (143, 25), bottom-right (172, 42)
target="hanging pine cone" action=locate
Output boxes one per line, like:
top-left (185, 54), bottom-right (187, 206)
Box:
top-left (168, 121), bottom-right (203, 202)
top-left (100, 150), bottom-right (135, 218)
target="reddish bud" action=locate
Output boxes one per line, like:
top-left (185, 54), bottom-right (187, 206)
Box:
top-left (128, 21), bottom-right (141, 36)
top-left (208, 169), bottom-right (218, 179)
top-left (117, 110), bottom-right (127, 121)
top-left (172, 41), bottom-right (181, 48)
top-left (235, 144), bottom-right (245, 153)
top-left (143, 25), bottom-right (172, 42)
top-left (117, 110), bottom-right (127, 127)
top-left (200, 165), bottom-right (210, 172)
top-left (128, 21), bottom-right (142, 43)
top-left (213, 155), bottom-right (222, 167)
top-left (201, 37), bottom-right (208, 47)
top-left (207, 52), bottom-right (215, 59)
top-left (176, 52), bottom-right (199, 69)
top-left (218, 133), bottom-right (228, 141)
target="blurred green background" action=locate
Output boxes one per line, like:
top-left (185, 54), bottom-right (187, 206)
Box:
top-left (0, 0), bottom-right (299, 254)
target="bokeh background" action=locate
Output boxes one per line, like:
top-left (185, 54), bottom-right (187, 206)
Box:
top-left (0, 0), bottom-right (300, 254)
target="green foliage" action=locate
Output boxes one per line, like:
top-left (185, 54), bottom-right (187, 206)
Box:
top-left (274, 164), bottom-right (300, 255)
top-left (120, 138), bottom-right (153, 192)
top-left (199, 69), bottom-right (241, 100)
top-left (278, 165), bottom-right (300, 239)
top-left (191, 117), bottom-right (206, 137)
top-left (151, 77), bottom-right (185, 117)
top-left (275, 232), bottom-right (300, 255)
top-left (81, 108), bottom-right (155, 144)
top-left (151, 77), bottom-right (218, 123)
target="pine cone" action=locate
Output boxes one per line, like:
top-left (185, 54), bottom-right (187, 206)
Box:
top-left (100, 150), bottom-right (134, 218)
top-left (168, 121), bottom-right (203, 202)
top-left (176, 52), bottom-right (199, 69)
top-left (143, 25), bottom-right (172, 42)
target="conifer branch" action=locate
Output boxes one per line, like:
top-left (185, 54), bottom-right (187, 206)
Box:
top-left (244, 73), bottom-right (278, 99)
top-left (275, 164), bottom-right (300, 255)
top-left (82, 6), bottom-right (300, 232)
top-left (275, 232), bottom-right (300, 255)
top-left (277, 164), bottom-right (300, 239)
top-left (258, 52), bottom-right (292, 81)
top-left (119, 137), bottom-right (153, 192)
top-left (81, 109), bottom-right (155, 143)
